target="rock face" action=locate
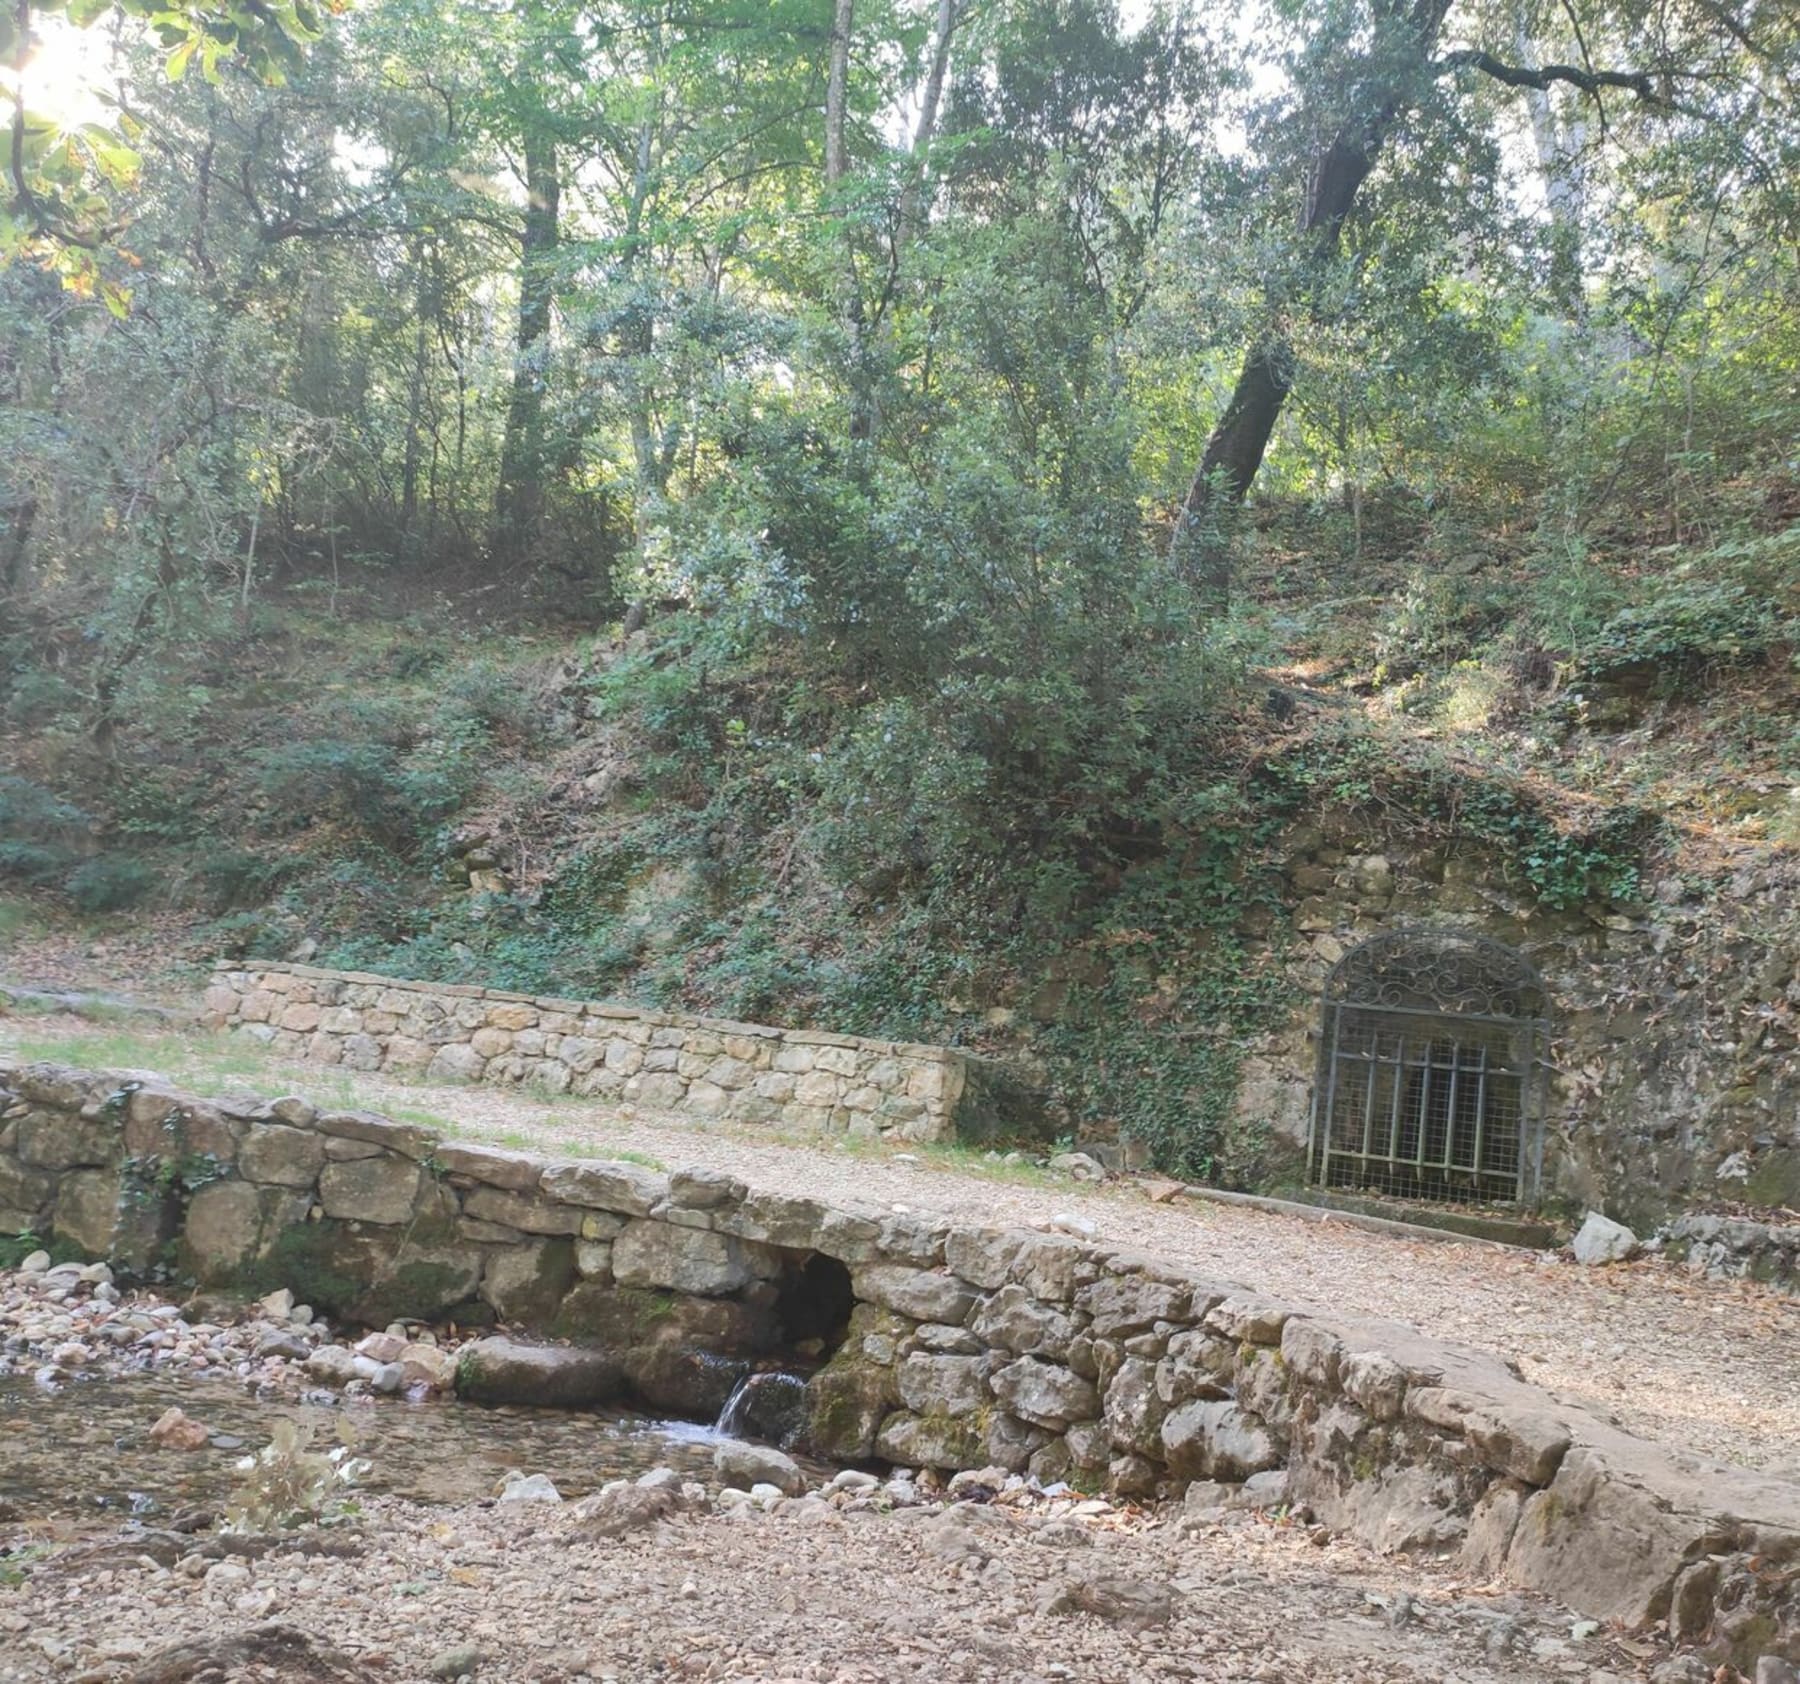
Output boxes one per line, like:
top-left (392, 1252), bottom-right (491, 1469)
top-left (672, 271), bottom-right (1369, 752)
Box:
top-left (1572, 1212), bottom-right (1639, 1266)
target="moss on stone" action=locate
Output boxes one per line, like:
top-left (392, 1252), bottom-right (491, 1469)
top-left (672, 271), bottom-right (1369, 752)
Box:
top-left (241, 1221), bottom-right (386, 1314)
top-left (551, 1283), bottom-right (675, 1343)
top-left (1744, 1150), bottom-right (1800, 1211)
top-left (351, 1259), bottom-right (475, 1329)
top-left (806, 1352), bottom-right (897, 1460)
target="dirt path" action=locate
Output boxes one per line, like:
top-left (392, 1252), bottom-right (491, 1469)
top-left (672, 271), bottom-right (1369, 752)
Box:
top-left (6, 1009), bottom-right (1799, 1479)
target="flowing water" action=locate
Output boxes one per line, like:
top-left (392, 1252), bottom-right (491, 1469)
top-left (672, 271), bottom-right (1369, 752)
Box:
top-left (0, 1370), bottom-right (824, 1525)
top-left (711, 1370), bottom-right (811, 1442)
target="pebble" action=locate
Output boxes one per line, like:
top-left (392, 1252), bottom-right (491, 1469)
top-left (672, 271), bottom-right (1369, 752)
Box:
top-left (0, 1266), bottom-right (469, 1411)
top-left (429, 1643), bottom-right (484, 1679)
top-left (497, 1472), bottom-right (562, 1503)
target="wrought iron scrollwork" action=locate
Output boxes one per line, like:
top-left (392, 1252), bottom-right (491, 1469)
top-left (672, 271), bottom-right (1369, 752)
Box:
top-left (1322, 928), bottom-right (1548, 1020)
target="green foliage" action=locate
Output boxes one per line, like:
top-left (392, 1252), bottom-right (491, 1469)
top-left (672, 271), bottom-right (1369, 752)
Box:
top-left (64, 854), bottom-right (159, 914)
top-left (0, 1231), bottom-right (45, 1268)
top-left (1573, 564), bottom-right (1785, 682)
top-left (1, 0), bottom-right (1796, 1195)
top-left (1267, 718), bottom-right (1656, 912)
top-left (0, 777), bottom-right (88, 886)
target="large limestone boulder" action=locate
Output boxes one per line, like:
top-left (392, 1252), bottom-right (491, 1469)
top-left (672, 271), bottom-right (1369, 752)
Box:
top-left (539, 1159), bottom-right (669, 1217)
top-left (805, 1355), bottom-right (896, 1460)
top-left (52, 1168), bottom-right (121, 1257)
top-left (553, 1281), bottom-right (774, 1352)
top-left (183, 1180), bottom-right (265, 1280)
top-left (0, 1155), bottom-right (56, 1231)
top-left (347, 1241), bottom-right (485, 1328)
top-left (896, 1352), bottom-right (993, 1416)
top-left (1103, 1357), bottom-right (1168, 1457)
top-left (1572, 1212), bottom-right (1638, 1267)
top-left (317, 1155), bottom-right (422, 1225)
top-left (713, 1440), bottom-right (806, 1496)
top-left (624, 1346), bottom-right (748, 1418)
top-left (875, 1410), bottom-right (986, 1471)
top-left (991, 1356), bottom-right (1099, 1431)
top-left (14, 1109), bottom-right (118, 1171)
top-left (971, 1284), bottom-right (1078, 1358)
top-left (456, 1337), bottom-right (624, 1408)
top-left (852, 1264), bottom-right (978, 1324)
top-left (238, 1124), bottom-right (328, 1188)
top-left (480, 1238), bottom-right (578, 1324)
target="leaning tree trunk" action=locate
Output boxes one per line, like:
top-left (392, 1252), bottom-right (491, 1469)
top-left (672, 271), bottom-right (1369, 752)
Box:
top-left (495, 136), bottom-right (560, 562)
top-left (1178, 0), bottom-right (1453, 596)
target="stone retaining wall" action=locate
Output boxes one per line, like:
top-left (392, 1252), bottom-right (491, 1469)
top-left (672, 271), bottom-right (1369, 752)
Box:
top-left (204, 963), bottom-right (1003, 1143)
top-left (3, 1056), bottom-right (1799, 1671)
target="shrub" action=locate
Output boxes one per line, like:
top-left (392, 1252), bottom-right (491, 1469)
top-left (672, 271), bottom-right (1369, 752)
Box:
top-left (252, 737), bottom-right (470, 855)
top-left (64, 855), bottom-right (158, 914)
top-left (223, 1420), bottom-right (369, 1532)
top-left (0, 776), bottom-right (87, 885)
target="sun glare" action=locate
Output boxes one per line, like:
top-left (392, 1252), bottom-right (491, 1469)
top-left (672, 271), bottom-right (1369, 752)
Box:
top-left (8, 15), bottom-right (115, 130)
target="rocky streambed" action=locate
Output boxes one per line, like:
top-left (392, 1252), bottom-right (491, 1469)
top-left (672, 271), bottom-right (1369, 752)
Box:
top-left (1, 1260), bottom-right (1706, 1684)
top-left (0, 1257), bottom-right (827, 1522)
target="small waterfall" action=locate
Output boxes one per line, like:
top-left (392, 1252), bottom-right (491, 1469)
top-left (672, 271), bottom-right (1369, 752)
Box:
top-left (713, 1374), bottom-right (761, 1438)
top-left (712, 1370), bottom-right (811, 1443)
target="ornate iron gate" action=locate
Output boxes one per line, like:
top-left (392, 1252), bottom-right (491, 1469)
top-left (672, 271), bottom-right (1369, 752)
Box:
top-left (1307, 931), bottom-right (1549, 1207)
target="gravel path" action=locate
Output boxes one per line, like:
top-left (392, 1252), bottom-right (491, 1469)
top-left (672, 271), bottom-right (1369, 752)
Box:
top-left (6, 1013), bottom-right (1800, 1479)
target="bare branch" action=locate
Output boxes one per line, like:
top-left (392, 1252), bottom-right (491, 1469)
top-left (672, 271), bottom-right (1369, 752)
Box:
top-left (1435, 48), bottom-right (1670, 107)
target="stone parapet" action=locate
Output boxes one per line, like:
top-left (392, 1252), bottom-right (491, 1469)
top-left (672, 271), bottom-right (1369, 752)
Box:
top-left (3, 1056), bottom-right (1798, 1671)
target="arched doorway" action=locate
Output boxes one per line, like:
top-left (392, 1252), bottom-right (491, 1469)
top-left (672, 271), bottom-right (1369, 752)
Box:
top-left (1307, 930), bottom-right (1549, 1207)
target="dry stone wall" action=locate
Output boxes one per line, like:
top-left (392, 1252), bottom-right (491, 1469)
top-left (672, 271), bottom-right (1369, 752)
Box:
top-left (4, 1056), bottom-right (1800, 1671)
top-left (204, 962), bottom-right (985, 1143)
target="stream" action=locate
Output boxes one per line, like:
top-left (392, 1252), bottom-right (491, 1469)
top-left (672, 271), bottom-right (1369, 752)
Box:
top-left (0, 1369), bottom-right (819, 1524)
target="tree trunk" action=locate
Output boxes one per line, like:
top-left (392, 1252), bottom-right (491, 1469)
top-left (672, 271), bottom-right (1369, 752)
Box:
top-left (896, 0), bottom-right (957, 250)
top-left (824, 0), bottom-right (854, 187)
top-left (495, 135), bottom-right (560, 560)
top-left (824, 0), bottom-right (876, 440)
top-left (400, 245), bottom-right (431, 543)
top-left (1517, 13), bottom-right (1586, 313)
top-left (1179, 0), bottom-right (1452, 593)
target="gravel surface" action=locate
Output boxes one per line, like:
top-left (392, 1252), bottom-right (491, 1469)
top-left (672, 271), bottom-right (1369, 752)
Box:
top-left (1, 1478), bottom-right (1658, 1684)
top-left (6, 1011), bottom-right (1800, 1479)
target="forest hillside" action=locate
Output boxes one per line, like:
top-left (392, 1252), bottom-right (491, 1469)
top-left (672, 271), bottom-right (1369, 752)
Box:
top-left (3, 0), bottom-right (1797, 1188)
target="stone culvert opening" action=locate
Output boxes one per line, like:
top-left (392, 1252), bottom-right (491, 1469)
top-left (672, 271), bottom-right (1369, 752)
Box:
top-left (711, 1251), bottom-right (855, 1449)
top-left (773, 1251), bottom-right (854, 1354)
